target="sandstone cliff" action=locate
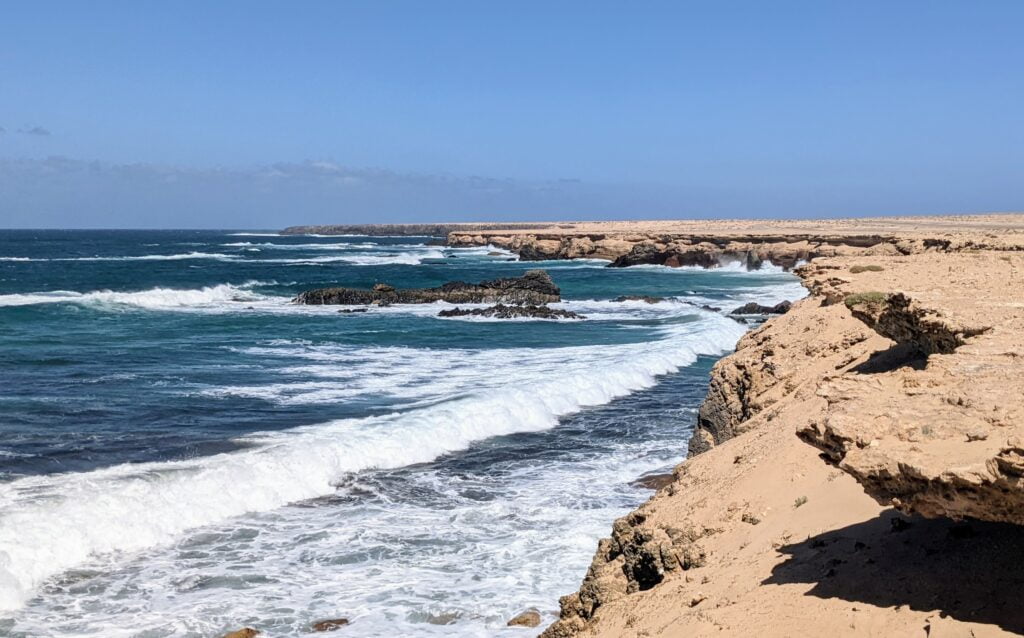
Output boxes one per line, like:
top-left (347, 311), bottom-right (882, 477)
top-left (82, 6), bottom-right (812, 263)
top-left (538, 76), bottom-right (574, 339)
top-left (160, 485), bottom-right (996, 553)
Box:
top-left (536, 216), bottom-right (1024, 638)
top-left (446, 214), bottom-right (1024, 271)
top-left (280, 222), bottom-right (560, 236)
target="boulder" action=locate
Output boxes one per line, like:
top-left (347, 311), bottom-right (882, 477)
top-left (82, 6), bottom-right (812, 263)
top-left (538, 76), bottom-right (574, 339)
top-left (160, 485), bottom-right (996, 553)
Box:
top-left (311, 618), bottom-right (350, 632)
top-left (729, 301), bottom-right (792, 315)
top-left (222, 629), bottom-right (260, 638)
top-left (507, 609), bottom-right (542, 628)
top-left (295, 270), bottom-right (560, 306)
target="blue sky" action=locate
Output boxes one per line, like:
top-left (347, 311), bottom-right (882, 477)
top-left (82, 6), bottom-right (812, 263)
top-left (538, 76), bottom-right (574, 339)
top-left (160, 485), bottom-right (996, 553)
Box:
top-left (1, 1), bottom-right (1022, 227)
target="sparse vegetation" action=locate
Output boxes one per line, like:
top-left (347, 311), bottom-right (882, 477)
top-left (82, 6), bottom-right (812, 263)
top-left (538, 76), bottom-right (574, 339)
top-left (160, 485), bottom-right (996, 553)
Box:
top-left (844, 291), bottom-right (888, 308)
top-left (849, 264), bottom-right (885, 273)
top-left (794, 496), bottom-right (808, 508)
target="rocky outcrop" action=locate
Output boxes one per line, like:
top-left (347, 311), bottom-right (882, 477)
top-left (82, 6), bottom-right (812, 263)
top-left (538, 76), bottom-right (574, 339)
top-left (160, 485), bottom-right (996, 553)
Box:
top-left (796, 253), bottom-right (1024, 525)
top-left (506, 609), bottom-right (542, 628)
top-left (293, 270), bottom-right (560, 306)
top-left (542, 508), bottom-right (712, 638)
top-left (448, 231), bottom-right (903, 271)
top-left (437, 303), bottom-right (583, 320)
top-left (612, 295), bottom-right (665, 304)
top-left (687, 298), bottom-right (880, 456)
top-left (446, 216), bottom-right (1024, 272)
top-left (729, 300), bottom-right (792, 316)
top-left (543, 248), bottom-right (1024, 637)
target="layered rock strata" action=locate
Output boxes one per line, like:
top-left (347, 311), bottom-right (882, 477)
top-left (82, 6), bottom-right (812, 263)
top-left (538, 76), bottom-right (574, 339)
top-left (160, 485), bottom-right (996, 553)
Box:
top-left (446, 214), bottom-right (1024, 270)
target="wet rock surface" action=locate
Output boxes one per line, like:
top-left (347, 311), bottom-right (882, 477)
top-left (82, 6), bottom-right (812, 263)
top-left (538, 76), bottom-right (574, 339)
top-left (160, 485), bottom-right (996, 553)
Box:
top-left (294, 270), bottom-right (560, 306)
top-left (310, 618), bottom-right (350, 632)
top-left (612, 295), bottom-right (665, 303)
top-left (506, 609), bottom-right (542, 627)
top-left (437, 303), bottom-right (584, 320)
top-left (730, 300), bottom-right (792, 315)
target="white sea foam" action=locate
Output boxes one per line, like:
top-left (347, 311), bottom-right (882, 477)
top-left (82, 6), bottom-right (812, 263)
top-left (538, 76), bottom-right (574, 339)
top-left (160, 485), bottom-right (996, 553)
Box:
top-left (0, 252), bottom-right (239, 263)
top-left (0, 315), bottom-right (746, 613)
top-left (0, 282), bottom-right (271, 309)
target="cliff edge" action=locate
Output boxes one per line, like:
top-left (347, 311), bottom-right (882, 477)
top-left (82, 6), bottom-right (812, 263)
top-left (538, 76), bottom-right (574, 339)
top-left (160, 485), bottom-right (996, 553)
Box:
top-left (538, 218), bottom-right (1024, 638)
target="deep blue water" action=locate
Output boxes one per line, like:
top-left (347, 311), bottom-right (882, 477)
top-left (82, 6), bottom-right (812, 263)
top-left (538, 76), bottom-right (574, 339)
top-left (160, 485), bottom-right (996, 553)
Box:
top-left (0, 230), bottom-right (803, 637)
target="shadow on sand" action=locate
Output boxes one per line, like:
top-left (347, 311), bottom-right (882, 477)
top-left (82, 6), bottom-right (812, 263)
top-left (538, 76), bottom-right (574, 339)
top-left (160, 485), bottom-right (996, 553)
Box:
top-left (764, 512), bottom-right (1024, 633)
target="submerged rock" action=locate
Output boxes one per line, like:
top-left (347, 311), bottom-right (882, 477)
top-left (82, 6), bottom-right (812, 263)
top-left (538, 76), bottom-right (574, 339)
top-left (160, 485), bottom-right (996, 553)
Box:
top-left (729, 301), bottom-right (792, 315)
top-left (222, 629), bottom-right (260, 638)
top-left (507, 609), bottom-right (542, 627)
top-left (612, 295), bottom-right (665, 304)
top-left (438, 303), bottom-right (584, 320)
top-left (294, 270), bottom-right (560, 306)
top-left (311, 618), bottom-right (350, 632)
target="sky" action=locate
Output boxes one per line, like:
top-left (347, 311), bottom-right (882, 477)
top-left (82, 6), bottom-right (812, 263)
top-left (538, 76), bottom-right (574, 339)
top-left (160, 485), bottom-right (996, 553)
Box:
top-left (1, 1), bottom-right (1022, 228)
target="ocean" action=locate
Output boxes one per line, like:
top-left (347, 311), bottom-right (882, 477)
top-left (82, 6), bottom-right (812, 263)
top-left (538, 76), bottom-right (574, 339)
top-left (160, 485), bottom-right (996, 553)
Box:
top-left (0, 230), bottom-right (805, 637)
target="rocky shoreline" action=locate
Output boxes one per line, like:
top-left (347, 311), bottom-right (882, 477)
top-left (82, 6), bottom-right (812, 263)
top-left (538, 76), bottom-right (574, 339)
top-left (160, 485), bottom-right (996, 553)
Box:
top-left (275, 214), bottom-right (1024, 636)
top-left (534, 215), bottom-right (1024, 638)
top-left (445, 215), bottom-right (1024, 271)
top-left (293, 269), bottom-right (561, 306)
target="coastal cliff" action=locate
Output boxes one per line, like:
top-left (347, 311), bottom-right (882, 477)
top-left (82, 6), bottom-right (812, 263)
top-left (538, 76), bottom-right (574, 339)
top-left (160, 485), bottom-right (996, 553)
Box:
top-left (532, 216), bottom-right (1024, 638)
top-left (446, 215), bottom-right (1024, 270)
top-left (280, 222), bottom-right (561, 236)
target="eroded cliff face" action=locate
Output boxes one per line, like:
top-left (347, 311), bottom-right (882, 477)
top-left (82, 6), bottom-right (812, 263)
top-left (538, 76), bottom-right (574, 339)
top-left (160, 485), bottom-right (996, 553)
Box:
top-left (541, 248), bottom-right (1024, 638)
top-left (447, 218), bottom-right (1024, 271)
top-left (797, 253), bottom-right (1024, 525)
top-left (448, 232), bottom-right (891, 269)
top-left (688, 300), bottom-right (879, 456)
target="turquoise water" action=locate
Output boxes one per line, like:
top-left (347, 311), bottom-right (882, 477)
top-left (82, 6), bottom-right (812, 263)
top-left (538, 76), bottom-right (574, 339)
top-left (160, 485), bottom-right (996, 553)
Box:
top-left (0, 230), bottom-right (803, 637)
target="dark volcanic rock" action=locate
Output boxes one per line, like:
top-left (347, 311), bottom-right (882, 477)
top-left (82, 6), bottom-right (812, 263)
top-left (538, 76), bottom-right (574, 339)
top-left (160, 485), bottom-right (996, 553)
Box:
top-left (613, 295), bottom-right (665, 304)
top-left (294, 270), bottom-right (560, 306)
top-left (729, 301), bottom-right (792, 315)
top-left (608, 243), bottom-right (720, 269)
top-left (438, 303), bottom-right (584, 320)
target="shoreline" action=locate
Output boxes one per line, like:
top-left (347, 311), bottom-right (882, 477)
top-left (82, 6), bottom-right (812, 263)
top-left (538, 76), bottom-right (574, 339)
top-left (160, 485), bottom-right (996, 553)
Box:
top-left (281, 214), bottom-right (1024, 636)
top-left (519, 217), bottom-right (1024, 637)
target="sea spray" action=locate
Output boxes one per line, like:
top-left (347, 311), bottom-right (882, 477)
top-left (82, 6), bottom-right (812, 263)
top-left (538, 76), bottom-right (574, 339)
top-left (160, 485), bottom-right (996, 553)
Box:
top-left (0, 315), bottom-right (745, 612)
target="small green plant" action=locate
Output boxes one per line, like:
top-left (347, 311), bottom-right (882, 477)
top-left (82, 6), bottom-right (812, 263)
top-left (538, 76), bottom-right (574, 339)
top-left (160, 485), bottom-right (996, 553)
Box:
top-left (1000, 255), bottom-right (1013, 263)
top-left (844, 291), bottom-right (888, 308)
top-left (849, 264), bottom-right (885, 273)
top-left (794, 496), bottom-right (808, 508)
